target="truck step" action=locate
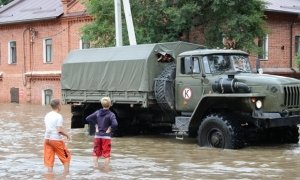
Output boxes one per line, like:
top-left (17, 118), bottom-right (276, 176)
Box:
top-left (173, 116), bottom-right (191, 140)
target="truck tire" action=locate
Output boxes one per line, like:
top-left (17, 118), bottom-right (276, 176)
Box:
top-left (154, 63), bottom-right (176, 113)
top-left (197, 114), bottom-right (245, 149)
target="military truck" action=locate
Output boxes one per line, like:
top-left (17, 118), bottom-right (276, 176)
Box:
top-left (61, 41), bottom-right (300, 149)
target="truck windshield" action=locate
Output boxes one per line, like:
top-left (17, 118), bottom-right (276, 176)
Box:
top-left (203, 54), bottom-right (252, 74)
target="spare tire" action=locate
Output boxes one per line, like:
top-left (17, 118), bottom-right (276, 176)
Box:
top-left (154, 63), bottom-right (176, 113)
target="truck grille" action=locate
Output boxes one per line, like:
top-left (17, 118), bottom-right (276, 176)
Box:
top-left (284, 85), bottom-right (300, 108)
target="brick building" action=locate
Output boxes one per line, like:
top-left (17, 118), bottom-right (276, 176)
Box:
top-left (0, 0), bottom-right (92, 104)
top-left (190, 0), bottom-right (300, 78)
top-left (1, 0), bottom-right (300, 104)
top-left (260, 0), bottom-right (300, 78)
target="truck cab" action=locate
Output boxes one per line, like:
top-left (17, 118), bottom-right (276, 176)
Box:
top-left (172, 49), bottom-right (300, 148)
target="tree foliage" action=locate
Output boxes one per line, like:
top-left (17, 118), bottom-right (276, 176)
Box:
top-left (82, 0), bottom-right (266, 52)
top-left (200, 0), bottom-right (267, 52)
top-left (0, 0), bottom-right (13, 6)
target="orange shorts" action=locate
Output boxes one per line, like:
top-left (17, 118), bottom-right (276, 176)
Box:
top-left (44, 139), bottom-right (71, 167)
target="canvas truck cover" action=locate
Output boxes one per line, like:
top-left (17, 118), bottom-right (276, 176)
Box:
top-left (61, 41), bottom-right (202, 92)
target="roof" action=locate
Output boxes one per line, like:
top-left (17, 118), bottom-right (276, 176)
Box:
top-left (1, 0), bottom-right (299, 25)
top-left (179, 49), bottom-right (248, 57)
top-left (265, 0), bottom-right (300, 14)
top-left (0, 0), bottom-right (63, 25)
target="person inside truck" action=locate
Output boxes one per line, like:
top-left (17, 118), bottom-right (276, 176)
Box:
top-left (157, 52), bottom-right (173, 62)
top-left (234, 58), bottom-right (245, 71)
top-left (214, 56), bottom-right (230, 71)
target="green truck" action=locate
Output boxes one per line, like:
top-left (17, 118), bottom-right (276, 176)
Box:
top-left (61, 41), bottom-right (300, 149)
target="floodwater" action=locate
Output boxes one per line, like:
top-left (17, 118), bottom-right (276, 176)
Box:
top-left (0, 104), bottom-right (300, 179)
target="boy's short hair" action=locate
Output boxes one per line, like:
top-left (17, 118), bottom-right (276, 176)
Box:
top-left (50, 99), bottom-right (61, 109)
top-left (101, 97), bottom-right (111, 108)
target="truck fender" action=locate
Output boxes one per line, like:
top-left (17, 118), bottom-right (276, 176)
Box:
top-left (189, 96), bottom-right (218, 128)
top-left (188, 93), bottom-right (266, 129)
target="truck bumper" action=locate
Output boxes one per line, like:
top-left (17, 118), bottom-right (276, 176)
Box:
top-left (252, 111), bottom-right (300, 128)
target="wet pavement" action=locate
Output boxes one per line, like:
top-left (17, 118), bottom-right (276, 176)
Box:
top-left (0, 103), bottom-right (300, 179)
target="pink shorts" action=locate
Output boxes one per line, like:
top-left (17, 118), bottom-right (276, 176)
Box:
top-left (93, 138), bottom-right (111, 158)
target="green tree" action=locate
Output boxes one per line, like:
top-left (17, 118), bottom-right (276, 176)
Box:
top-left (82, 0), bottom-right (266, 53)
top-left (81, 0), bottom-right (115, 47)
top-left (0, 0), bottom-right (13, 6)
top-left (199, 0), bottom-right (266, 52)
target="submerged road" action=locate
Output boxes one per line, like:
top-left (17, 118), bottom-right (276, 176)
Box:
top-left (0, 103), bottom-right (300, 179)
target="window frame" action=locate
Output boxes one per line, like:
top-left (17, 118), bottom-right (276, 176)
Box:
top-left (8, 41), bottom-right (17, 64)
top-left (295, 35), bottom-right (300, 55)
top-left (43, 38), bottom-right (53, 63)
top-left (180, 56), bottom-right (201, 75)
top-left (79, 37), bottom-right (90, 49)
top-left (42, 89), bottom-right (53, 105)
top-left (258, 34), bottom-right (268, 60)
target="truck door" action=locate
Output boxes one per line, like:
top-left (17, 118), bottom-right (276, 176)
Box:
top-left (175, 56), bottom-right (203, 112)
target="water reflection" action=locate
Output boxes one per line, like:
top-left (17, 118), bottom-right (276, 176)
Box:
top-left (0, 103), bottom-right (300, 179)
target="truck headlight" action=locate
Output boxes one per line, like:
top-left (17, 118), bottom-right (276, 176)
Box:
top-left (255, 100), bottom-right (263, 109)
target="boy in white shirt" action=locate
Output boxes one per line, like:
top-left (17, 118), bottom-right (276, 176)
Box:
top-left (44, 99), bottom-right (71, 174)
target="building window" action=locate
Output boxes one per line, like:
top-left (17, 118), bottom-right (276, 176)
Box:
top-left (80, 38), bottom-right (90, 49)
top-left (295, 36), bottom-right (300, 55)
top-left (43, 89), bottom-right (53, 105)
top-left (44, 38), bottom-right (53, 63)
top-left (8, 41), bottom-right (17, 64)
top-left (258, 34), bottom-right (268, 60)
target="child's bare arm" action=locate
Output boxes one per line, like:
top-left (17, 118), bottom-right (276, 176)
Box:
top-left (57, 126), bottom-right (70, 140)
top-left (106, 126), bottom-right (111, 133)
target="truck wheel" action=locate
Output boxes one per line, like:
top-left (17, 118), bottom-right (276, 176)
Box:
top-left (154, 63), bottom-right (176, 113)
top-left (197, 114), bottom-right (245, 149)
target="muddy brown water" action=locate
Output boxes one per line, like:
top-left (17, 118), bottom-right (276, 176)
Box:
top-left (0, 103), bottom-right (300, 179)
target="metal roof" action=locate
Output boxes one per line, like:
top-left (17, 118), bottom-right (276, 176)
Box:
top-left (0, 0), bottom-right (299, 25)
top-left (0, 0), bottom-right (63, 25)
top-left (265, 0), bottom-right (300, 14)
top-left (179, 49), bottom-right (248, 57)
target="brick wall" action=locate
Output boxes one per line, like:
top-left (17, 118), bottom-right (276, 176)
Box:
top-left (259, 12), bottom-right (299, 71)
top-left (0, 1), bottom-right (92, 104)
top-left (189, 12), bottom-right (300, 77)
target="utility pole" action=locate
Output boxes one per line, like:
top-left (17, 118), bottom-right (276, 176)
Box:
top-left (123, 0), bottom-right (137, 45)
top-left (114, 0), bottom-right (123, 46)
top-left (114, 0), bottom-right (137, 46)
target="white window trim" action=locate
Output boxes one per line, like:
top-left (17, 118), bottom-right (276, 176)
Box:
top-left (43, 38), bottom-right (52, 63)
top-left (264, 34), bottom-right (269, 60)
top-left (8, 41), bottom-right (16, 64)
top-left (79, 39), bottom-right (83, 49)
top-left (42, 88), bottom-right (53, 105)
top-left (42, 89), bottom-right (45, 105)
